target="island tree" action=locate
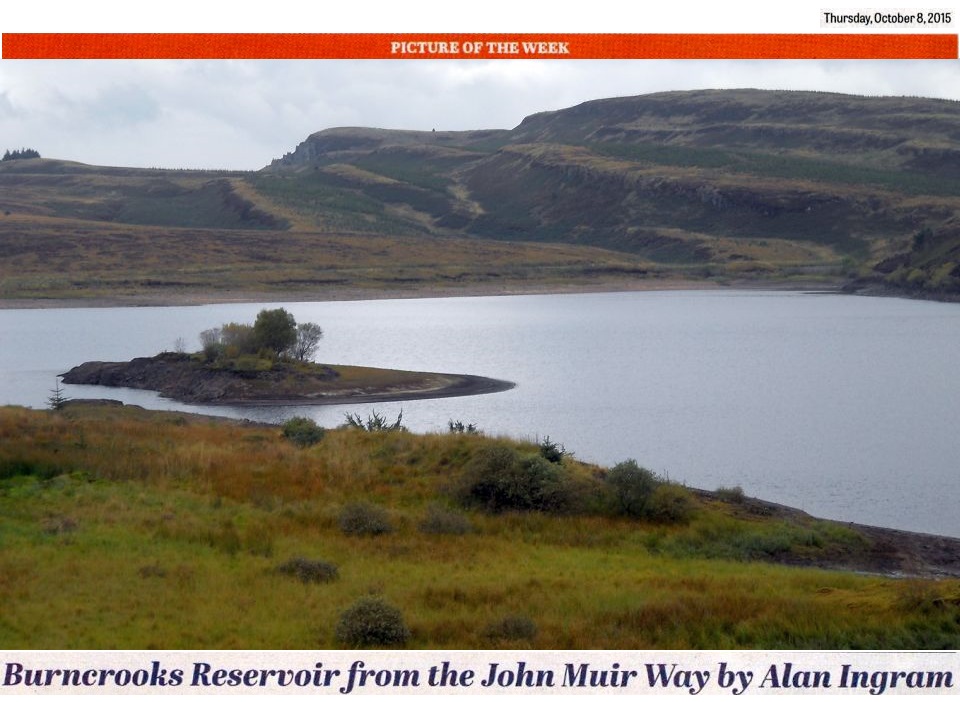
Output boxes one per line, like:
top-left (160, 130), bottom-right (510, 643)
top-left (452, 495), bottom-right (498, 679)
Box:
top-left (198, 308), bottom-right (321, 362)
top-left (252, 308), bottom-right (297, 356)
top-left (292, 322), bottom-right (323, 362)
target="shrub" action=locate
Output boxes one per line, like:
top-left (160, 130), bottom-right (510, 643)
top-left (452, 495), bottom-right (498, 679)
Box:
top-left (338, 502), bottom-right (393, 536)
top-left (538, 436), bottom-right (566, 464)
top-left (343, 409), bottom-right (404, 432)
top-left (482, 615), bottom-right (538, 643)
top-left (199, 328), bottom-right (222, 361)
top-left (335, 597), bottom-right (410, 648)
top-left (418, 504), bottom-right (473, 535)
top-left (715, 485), bottom-right (746, 504)
top-left (282, 417), bottom-right (326, 448)
top-left (276, 557), bottom-right (339, 584)
top-left (220, 322), bottom-right (257, 355)
top-left (460, 445), bottom-right (571, 513)
top-left (448, 419), bottom-right (479, 434)
top-left (647, 483), bottom-right (696, 524)
top-left (606, 459), bottom-right (660, 518)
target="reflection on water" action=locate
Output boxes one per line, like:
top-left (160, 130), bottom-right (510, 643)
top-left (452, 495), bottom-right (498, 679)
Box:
top-left (2, 290), bottom-right (960, 536)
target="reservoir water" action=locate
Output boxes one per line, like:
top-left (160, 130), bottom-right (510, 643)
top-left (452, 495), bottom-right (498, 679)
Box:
top-left (2, 289), bottom-right (959, 537)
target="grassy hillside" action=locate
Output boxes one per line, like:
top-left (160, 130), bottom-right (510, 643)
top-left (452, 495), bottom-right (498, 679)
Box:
top-left (2, 403), bottom-right (959, 649)
top-left (3, 89), bottom-right (959, 302)
top-left (264, 90), bottom-right (960, 292)
top-left (0, 208), bottom-right (651, 302)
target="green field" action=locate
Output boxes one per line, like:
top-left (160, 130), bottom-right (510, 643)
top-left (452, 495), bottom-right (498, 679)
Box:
top-left (2, 403), bottom-right (958, 649)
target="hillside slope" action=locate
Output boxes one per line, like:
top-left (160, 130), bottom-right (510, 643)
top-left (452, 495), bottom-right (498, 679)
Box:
top-left (3, 89), bottom-right (959, 301)
top-left (265, 90), bottom-right (960, 286)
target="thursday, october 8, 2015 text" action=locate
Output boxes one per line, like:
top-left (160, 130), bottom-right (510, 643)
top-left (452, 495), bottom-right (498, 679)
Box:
top-left (821, 9), bottom-right (953, 26)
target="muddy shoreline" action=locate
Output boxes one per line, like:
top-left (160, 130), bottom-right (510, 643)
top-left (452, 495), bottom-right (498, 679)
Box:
top-left (0, 279), bottom-right (844, 309)
top-left (187, 373), bottom-right (517, 407)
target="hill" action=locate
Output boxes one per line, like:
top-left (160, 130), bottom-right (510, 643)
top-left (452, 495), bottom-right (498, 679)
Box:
top-left (264, 90), bottom-right (960, 294)
top-left (3, 89), bottom-right (959, 302)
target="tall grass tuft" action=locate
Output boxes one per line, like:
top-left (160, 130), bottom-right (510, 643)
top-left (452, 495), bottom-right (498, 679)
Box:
top-left (418, 503), bottom-right (473, 535)
top-left (482, 614), bottom-right (538, 643)
top-left (276, 557), bottom-right (339, 584)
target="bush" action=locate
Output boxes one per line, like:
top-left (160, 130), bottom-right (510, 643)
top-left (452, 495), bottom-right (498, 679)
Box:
top-left (335, 597), bottom-right (410, 648)
top-left (276, 557), bottom-right (339, 584)
top-left (647, 483), bottom-right (696, 524)
top-left (606, 459), bottom-right (660, 518)
top-left (418, 504), bottom-right (473, 535)
top-left (282, 417), bottom-right (326, 448)
top-left (715, 485), bottom-right (746, 504)
top-left (448, 419), bottom-right (479, 434)
top-left (343, 409), bottom-right (404, 432)
top-left (538, 436), bottom-right (566, 464)
top-left (338, 502), bottom-right (393, 536)
top-left (220, 322), bottom-right (257, 356)
top-left (459, 445), bottom-right (572, 513)
top-left (482, 615), bottom-right (538, 643)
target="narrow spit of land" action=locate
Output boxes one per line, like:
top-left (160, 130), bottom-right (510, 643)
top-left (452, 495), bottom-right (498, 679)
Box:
top-left (60, 353), bottom-right (515, 406)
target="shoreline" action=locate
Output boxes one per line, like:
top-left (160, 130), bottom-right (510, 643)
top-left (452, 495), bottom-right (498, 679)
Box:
top-left (0, 278), bottom-right (845, 310)
top-left (691, 488), bottom-right (960, 580)
top-left (6, 278), bottom-right (951, 311)
top-left (155, 373), bottom-right (517, 408)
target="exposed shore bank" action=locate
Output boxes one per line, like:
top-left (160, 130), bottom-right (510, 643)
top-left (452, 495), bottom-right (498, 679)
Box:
top-left (0, 278), bottom-right (844, 310)
top-left (4, 278), bottom-right (956, 310)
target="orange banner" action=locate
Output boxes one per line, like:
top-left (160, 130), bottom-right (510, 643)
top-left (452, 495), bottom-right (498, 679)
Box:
top-left (3, 32), bottom-right (957, 59)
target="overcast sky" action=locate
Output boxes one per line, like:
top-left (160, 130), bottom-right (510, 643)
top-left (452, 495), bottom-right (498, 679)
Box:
top-left (1, 59), bottom-right (959, 170)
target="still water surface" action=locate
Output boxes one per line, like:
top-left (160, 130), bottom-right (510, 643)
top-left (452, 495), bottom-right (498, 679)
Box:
top-left (2, 290), bottom-right (959, 536)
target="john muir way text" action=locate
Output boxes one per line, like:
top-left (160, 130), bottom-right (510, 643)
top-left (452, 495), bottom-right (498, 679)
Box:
top-left (2, 660), bottom-right (955, 694)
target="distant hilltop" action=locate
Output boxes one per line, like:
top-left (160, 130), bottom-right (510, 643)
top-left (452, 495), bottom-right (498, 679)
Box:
top-left (3, 89), bottom-right (959, 302)
top-left (266, 89), bottom-right (960, 297)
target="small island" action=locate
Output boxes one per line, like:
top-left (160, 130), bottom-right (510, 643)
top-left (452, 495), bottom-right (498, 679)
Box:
top-left (60, 308), bottom-right (514, 406)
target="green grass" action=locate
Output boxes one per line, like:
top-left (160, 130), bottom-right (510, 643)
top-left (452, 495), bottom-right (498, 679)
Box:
top-left (1, 404), bottom-right (959, 649)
